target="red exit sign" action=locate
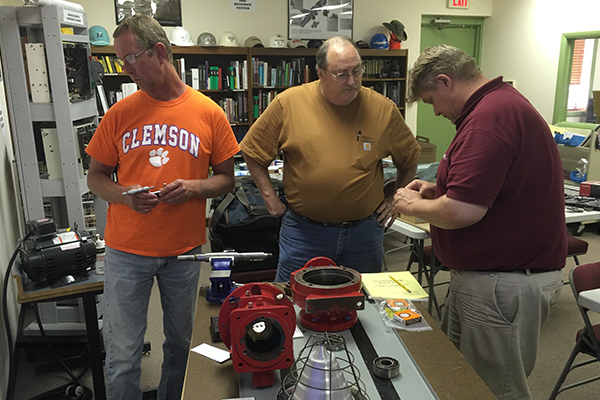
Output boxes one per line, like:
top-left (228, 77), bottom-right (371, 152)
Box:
top-left (448, 0), bottom-right (469, 8)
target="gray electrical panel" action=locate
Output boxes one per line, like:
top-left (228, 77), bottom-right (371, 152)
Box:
top-left (0, 4), bottom-right (107, 235)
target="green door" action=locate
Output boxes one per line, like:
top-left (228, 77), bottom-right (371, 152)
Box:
top-left (416, 16), bottom-right (484, 161)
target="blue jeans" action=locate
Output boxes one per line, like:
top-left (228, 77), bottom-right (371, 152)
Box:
top-left (275, 210), bottom-right (384, 282)
top-left (103, 246), bottom-right (201, 400)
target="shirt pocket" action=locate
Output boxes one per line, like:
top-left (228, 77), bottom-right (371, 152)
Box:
top-left (352, 135), bottom-right (380, 170)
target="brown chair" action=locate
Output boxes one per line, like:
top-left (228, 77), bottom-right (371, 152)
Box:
top-left (549, 261), bottom-right (600, 399)
top-left (568, 235), bottom-right (589, 266)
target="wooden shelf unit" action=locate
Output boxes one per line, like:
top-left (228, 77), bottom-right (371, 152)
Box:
top-left (91, 45), bottom-right (409, 126)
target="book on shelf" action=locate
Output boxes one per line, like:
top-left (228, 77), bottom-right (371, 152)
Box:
top-left (108, 90), bottom-right (117, 106)
top-left (103, 55), bottom-right (114, 74)
top-left (238, 92), bottom-right (247, 123)
top-left (121, 82), bottom-right (138, 98)
top-left (242, 59), bottom-right (248, 90)
top-left (96, 56), bottom-right (107, 73)
top-left (96, 84), bottom-right (108, 115)
top-left (232, 126), bottom-right (248, 143)
top-left (191, 68), bottom-right (199, 90)
top-left (179, 57), bottom-right (186, 82)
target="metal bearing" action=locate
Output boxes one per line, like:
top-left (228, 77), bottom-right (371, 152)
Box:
top-left (373, 356), bottom-right (400, 379)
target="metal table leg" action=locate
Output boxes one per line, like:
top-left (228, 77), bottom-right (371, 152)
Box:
top-left (82, 293), bottom-right (106, 400)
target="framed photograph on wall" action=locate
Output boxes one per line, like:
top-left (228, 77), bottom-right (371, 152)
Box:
top-left (115, 0), bottom-right (182, 27)
top-left (288, 0), bottom-right (353, 40)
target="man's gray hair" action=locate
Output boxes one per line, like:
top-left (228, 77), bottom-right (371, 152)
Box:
top-left (316, 36), bottom-right (360, 71)
top-left (407, 44), bottom-right (481, 102)
top-left (113, 14), bottom-right (173, 64)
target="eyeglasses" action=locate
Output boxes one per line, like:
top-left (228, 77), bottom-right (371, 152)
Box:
top-left (326, 67), bottom-right (364, 81)
top-left (115, 49), bottom-right (148, 67)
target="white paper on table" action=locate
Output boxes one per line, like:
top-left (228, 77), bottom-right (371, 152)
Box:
top-left (293, 325), bottom-right (304, 339)
top-left (191, 343), bottom-right (230, 363)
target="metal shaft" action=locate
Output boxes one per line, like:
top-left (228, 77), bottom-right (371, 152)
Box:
top-left (177, 252), bottom-right (272, 262)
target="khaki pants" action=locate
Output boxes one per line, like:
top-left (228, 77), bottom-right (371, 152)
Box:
top-left (441, 269), bottom-right (562, 400)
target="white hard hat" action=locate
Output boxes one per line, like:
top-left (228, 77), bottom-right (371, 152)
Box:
top-left (288, 38), bottom-right (306, 48)
top-left (219, 31), bottom-right (239, 47)
top-left (170, 26), bottom-right (193, 46)
top-left (268, 34), bottom-right (287, 48)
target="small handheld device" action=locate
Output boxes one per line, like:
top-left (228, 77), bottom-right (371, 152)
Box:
top-left (122, 185), bottom-right (155, 196)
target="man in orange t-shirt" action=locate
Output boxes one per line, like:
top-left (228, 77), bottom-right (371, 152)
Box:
top-left (86, 15), bottom-right (239, 400)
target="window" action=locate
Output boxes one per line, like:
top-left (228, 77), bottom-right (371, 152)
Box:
top-left (567, 39), bottom-right (595, 111)
top-left (553, 31), bottom-right (600, 128)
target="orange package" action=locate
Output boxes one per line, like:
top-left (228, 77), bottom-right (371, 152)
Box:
top-left (393, 309), bottom-right (422, 325)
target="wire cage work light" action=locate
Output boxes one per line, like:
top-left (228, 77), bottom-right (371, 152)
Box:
top-left (278, 332), bottom-right (370, 400)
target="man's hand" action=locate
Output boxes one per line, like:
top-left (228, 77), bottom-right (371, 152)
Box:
top-left (377, 197), bottom-right (396, 230)
top-left (406, 179), bottom-right (436, 199)
top-left (393, 187), bottom-right (423, 216)
top-left (157, 179), bottom-right (194, 205)
top-left (265, 196), bottom-right (287, 217)
top-left (393, 186), bottom-right (489, 230)
top-left (123, 186), bottom-right (160, 214)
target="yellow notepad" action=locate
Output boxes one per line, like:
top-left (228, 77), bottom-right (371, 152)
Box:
top-left (361, 271), bottom-right (429, 300)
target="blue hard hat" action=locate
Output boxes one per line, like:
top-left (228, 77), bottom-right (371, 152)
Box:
top-left (370, 33), bottom-right (389, 50)
top-left (89, 25), bottom-right (110, 46)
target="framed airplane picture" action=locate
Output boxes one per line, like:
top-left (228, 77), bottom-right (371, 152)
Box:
top-left (288, 0), bottom-right (353, 40)
top-left (115, 0), bottom-right (182, 27)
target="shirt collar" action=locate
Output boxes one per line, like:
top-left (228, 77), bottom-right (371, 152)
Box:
top-left (454, 76), bottom-right (505, 128)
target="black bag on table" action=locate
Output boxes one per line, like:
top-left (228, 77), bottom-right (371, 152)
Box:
top-left (209, 176), bottom-right (282, 275)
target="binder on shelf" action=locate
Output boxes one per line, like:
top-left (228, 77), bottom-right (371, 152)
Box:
top-left (242, 59), bottom-right (248, 90)
top-left (104, 55), bottom-right (114, 73)
top-left (179, 57), bottom-right (186, 82)
top-left (191, 68), bottom-right (199, 90)
top-left (96, 85), bottom-right (109, 115)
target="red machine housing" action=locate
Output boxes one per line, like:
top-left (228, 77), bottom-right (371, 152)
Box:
top-left (218, 283), bottom-right (296, 388)
top-left (290, 257), bottom-right (365, 332)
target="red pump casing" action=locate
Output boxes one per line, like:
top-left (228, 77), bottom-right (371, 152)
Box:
top-left (290, 257), bottom-right (365, 332)
top-left (218, 283), bottom-right (296, 388)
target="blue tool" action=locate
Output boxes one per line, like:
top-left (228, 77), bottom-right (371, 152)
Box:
top-left (178, 252), bottom-right (272, 303)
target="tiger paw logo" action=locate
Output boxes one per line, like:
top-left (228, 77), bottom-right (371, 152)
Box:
top-left (149, 148), bottom-right (169, 167)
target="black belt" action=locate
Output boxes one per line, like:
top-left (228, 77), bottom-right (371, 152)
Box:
top-left (298, 214), bottom-right (368, 228)
top-left (488, 268), bottom-right (552, 274)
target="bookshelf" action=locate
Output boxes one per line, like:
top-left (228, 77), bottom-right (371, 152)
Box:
top-left (360, 49), bottom-right (408, 117)
top-left (90, 46), bottom-right (408, 134)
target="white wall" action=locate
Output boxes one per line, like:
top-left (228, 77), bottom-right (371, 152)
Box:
top-left (482, 0), bottom-right (600, 122)
top-left (83, 0), bottom-right (493, 130)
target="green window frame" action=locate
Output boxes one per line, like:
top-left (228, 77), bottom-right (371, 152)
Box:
top-left (553, 31), bottom-right (600, 129)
